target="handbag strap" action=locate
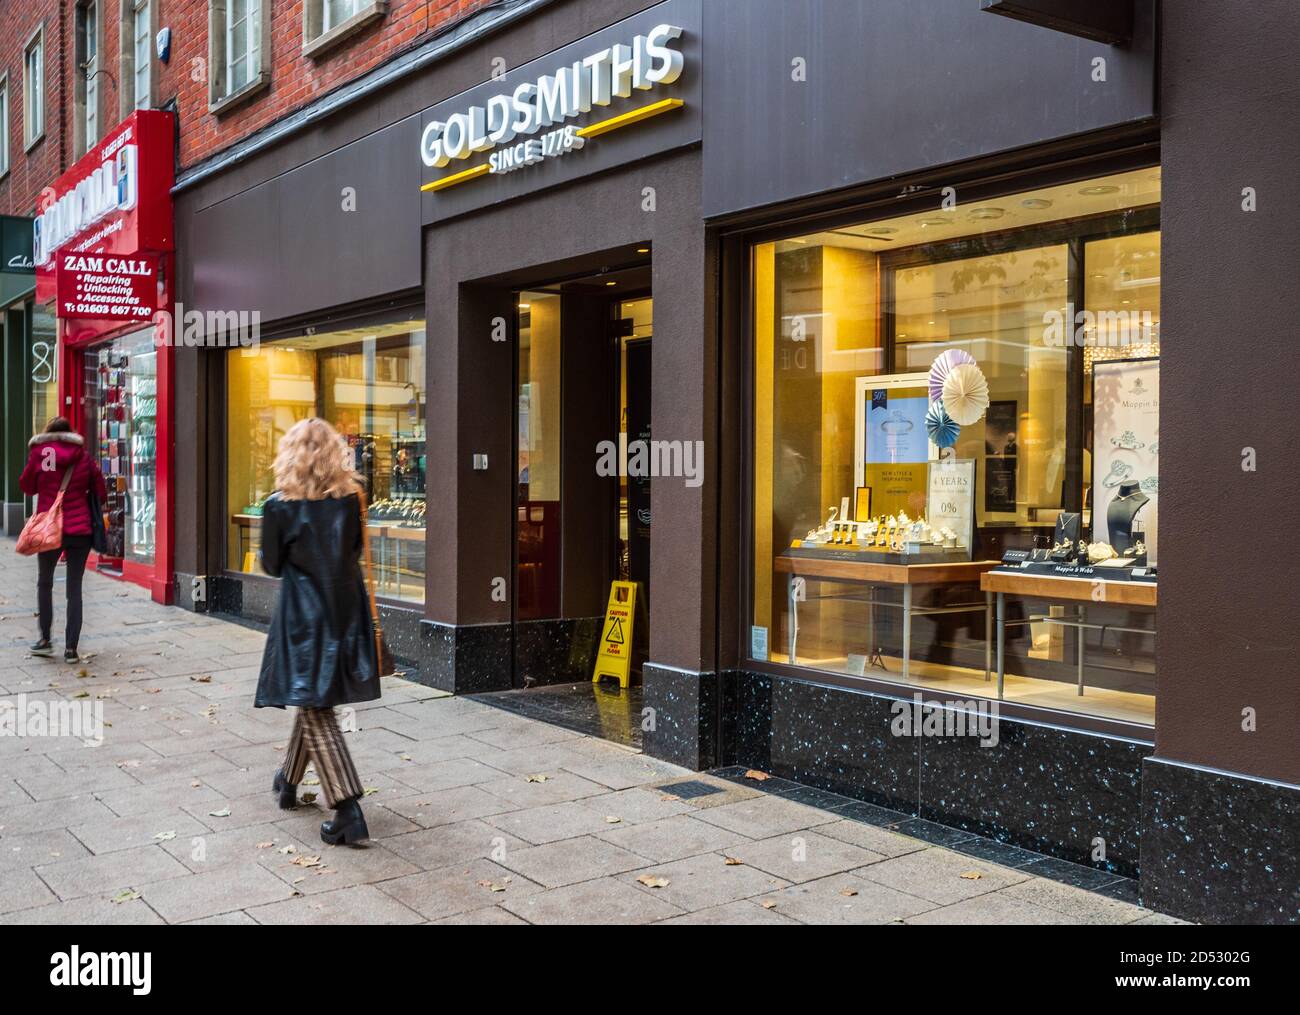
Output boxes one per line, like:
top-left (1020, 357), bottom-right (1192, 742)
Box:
top-left (54, 447), bottom-right (83, 497)
top-left (357, 491), bottom-right (385, 658)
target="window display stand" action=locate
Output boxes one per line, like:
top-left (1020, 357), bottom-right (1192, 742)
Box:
top-left (981, 570), bottom-right (1157, 698)
top-left (775, 556), bottom-right (998, 681)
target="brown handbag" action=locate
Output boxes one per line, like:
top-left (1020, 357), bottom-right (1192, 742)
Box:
top-left (358, 492), bottom-right (398, 677)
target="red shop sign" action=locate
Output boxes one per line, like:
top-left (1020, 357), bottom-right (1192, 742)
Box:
top-left (55, 252), bottom-right (159, 322)
top-left (34, 110), bottom-right (174, 309)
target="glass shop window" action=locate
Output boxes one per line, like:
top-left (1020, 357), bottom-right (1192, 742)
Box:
top-left (226, 320), bottom-right (427, 602)
top-left (84, 328), bottom-right (159, 567)
top-left (749, 167), bottom-right (1162, 726)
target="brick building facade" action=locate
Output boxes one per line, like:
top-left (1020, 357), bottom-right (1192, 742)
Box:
top-left (0, 0), bottom-right (494, 217)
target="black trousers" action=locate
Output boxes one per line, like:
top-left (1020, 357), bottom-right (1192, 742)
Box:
top-left (37, 534), bottom-right (94, 650)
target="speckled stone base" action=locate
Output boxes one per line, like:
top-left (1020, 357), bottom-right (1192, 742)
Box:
top-left (1140, 757), bottom-right (1300, 924)
top-left (643, 663), bottom-right (720, 770)
top-left (718, 670), bottom-right (1151, 878)
top-left (416, 620), bottom-right (512, 694)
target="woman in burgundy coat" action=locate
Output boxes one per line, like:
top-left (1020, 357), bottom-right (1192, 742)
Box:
top-left (19, 417), bottom-right (108, 663)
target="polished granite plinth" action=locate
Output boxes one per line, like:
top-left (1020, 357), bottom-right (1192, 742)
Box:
top-left (715, 670), bottom-right (1151, 878)
top-left (1140, 756), bottom-right (1300, 924)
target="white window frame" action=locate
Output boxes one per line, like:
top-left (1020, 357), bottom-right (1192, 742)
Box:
top-left (133, 0), bottom-right (152, 110)
top-left (80, 1), bottom-right (100, 149)
top-left (303, 0), bottom-right (387, 60)
top-left (208, 0), bottom-right (270, 113)
top-left (23, 26), bottom-right (45, 151)
top-left (0, 74), bottom-right (10, 178)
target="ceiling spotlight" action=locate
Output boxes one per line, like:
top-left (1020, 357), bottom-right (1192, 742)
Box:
top-left (919, 217), bottom-right (952, 227)
top-left (969, 207), bottom-right (1005, 220)
top-left (865, 226), bottom-right (898, 234)
top-left (1021, 198), bottom-right (1053, 209)
top-left (636, 247), bottom-right (650, 254)
top-left (606, 281), bottom-right (618, 287)
top-left (1079, 185), bottom-right (1120, 196)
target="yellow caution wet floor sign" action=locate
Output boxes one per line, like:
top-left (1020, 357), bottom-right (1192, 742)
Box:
top-left (593, 581), bottom-right (637, 688)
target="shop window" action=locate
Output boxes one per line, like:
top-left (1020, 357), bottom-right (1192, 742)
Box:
top-left (750, 167), bottom-right (1161, 726)
top-left (227, 321), bottom-right (428, 603)
top-left (29, 309), bottom-right (58, 442)
top-left (83, 329), bottom-right (158, 566)
top-left (23, 26), bottom-right (44, 150)
top-left (303, 0), bottom-right (387, 59)
top-left (207, 0), bottom-right (269, 113)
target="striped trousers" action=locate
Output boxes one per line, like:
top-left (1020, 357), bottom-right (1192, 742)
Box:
top-left (282, 708), bottom-right (364, 808)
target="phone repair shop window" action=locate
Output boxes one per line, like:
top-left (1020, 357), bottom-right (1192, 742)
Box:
top-left (749, 167), bottom-right (1161, 727)
top-left (226, 320), bottom-right (428, 602)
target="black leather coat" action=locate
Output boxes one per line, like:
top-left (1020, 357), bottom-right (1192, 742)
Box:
top-left (255, 493), bottom-right (381, 709)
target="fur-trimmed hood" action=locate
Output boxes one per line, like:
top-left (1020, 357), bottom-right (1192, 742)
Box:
top-left (29, 432), bottom-right (85, 448)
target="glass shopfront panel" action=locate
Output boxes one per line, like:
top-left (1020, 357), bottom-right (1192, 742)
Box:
top-left (226, 320), bottom-right (427, 602)
top-left (84, 328), bottom-right (158, 565)
top-left (29, 308), bottom-right (59, 439)
top-left (750, 168), bottom-right (1161, 725)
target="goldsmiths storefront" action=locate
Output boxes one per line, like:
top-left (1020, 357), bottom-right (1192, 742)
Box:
top-left (170, 0), bottom-right (1298, 924)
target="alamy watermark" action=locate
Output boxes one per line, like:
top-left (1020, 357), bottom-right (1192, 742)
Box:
top-left (596, 435), bottom-right (705, 488)
top-left (0, 695), bottom-right (105, 744)
top-left (890, 693), bottom-right (999, 748)
top-left (151, 302), bottom-right (261, 352)
top-left (1043, 302), bottom-right (1157, 349)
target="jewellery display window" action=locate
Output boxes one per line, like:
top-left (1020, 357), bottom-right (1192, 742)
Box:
top-left (749, 167), bottom-right (1161, 725)
top-left (83, 328), bottom-right (158, 567)
top-left (225, 320), bottom-right (428, 602)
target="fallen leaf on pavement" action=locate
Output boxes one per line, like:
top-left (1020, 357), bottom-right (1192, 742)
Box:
top-left (111, 890), bottom-right (141, 904)
top-left (959, 871), bottom-right (983, 881)
top-left (278, 845), bottom-right (297, 854)
top-left (208, 807), bottom-right (231, 818)
top-left (154, 831), bottom-right (176, 841)
top-left (363, 787), bottom-right (380, 796)
top-left (301, 792), bottom-right (318, 804)
top-left (760, 900), bottom-right (778, 909)
top-left (637, 875), bottom-right (670, 889)
top-left (744, 770), bottom-right (771, 782)
top-left (190, 674), bottom-right (212, 683)
top-left (724, 857), bottom-right (744, 865)
top-left (659, 793), bottom-right (681, 802)
top-left (525, 774), bottom-right (549, 783)
top-left (256, 842), bottom-right (275, 849)
top-left (292, 855), bottom-right (322, 868)
top-left (605, 816), bottom-right (621, 824)
top-left (840, 887), bottom-right (858, 897)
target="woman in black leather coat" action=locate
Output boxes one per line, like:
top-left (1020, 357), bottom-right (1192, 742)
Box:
top-left (255, 417), bottom-right (381, 845)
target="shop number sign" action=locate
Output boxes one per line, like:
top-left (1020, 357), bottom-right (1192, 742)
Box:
top-left (54, 253), bottom-right (158, 321)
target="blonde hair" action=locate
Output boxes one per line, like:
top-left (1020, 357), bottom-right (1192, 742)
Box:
top-left (273, 418), bottom-right (365, 501)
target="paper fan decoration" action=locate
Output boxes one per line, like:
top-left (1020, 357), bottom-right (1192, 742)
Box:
top-left (941, 362), bottom-right (990, 425)
top-left (928, 349), bottom-right (977, 403)
top-left (925, 400), bottom-right (960, 449)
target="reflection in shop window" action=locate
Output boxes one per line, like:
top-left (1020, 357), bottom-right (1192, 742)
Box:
top-left (750, 168), bottom-right (1161, 726)
top-left (227, 320), bottom-right (427, 602)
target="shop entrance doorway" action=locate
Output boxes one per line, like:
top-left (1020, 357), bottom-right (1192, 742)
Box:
top-left (500, 261), bottom-right (652, 742)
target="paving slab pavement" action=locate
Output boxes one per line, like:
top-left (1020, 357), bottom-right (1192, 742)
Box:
top-left (0, 547), bottom-right (1183, 925)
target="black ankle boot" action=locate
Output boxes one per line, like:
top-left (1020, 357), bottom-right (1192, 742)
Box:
top-left (272, 769), bottom-right (298, 810)
top-left (320, 798), bottom-right (369, 845)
